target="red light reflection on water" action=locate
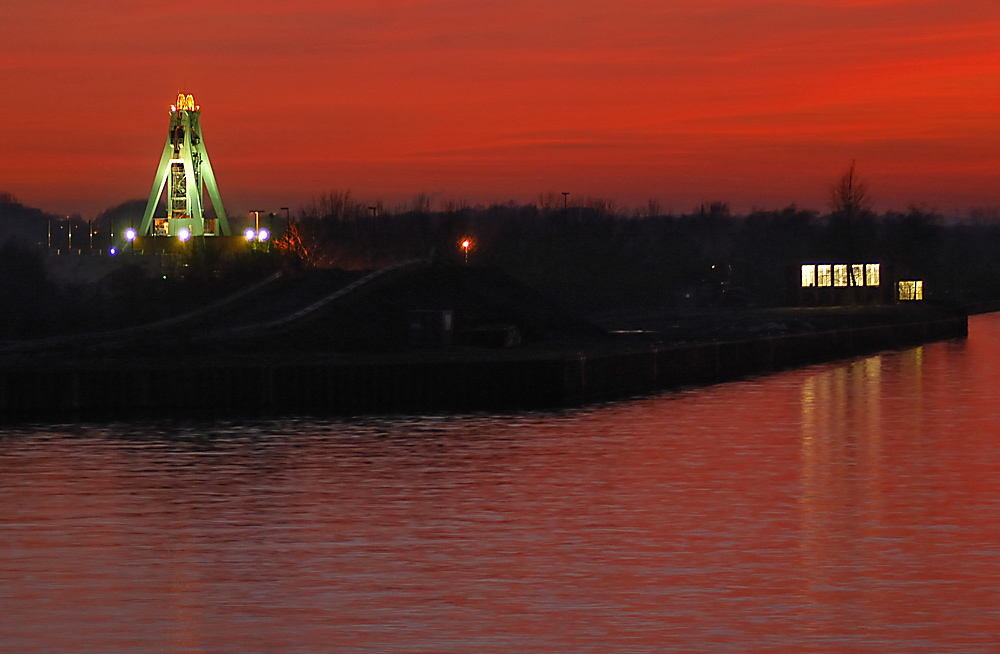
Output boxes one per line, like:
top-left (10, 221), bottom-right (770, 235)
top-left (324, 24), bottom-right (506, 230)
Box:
top-left (3, 317), bottom-right (1000, 652)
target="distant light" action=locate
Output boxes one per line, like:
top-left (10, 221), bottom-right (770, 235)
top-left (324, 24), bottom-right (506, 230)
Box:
top-left (178, 227), bottom-right (191, 242)
top-left (109, 247), bottom-right (117, 256)
top-left (244, 228), bottom-right (256, 242)
top-left (175, 93), bottom-right (196, 112)
top-left (257, 228), bottom-right (270, 242)
top-left (124, 227), bottom-right (137, 242)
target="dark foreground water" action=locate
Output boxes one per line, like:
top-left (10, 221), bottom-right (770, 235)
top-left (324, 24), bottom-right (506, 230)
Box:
top-left (4, 316), bottom-right (1000, 653)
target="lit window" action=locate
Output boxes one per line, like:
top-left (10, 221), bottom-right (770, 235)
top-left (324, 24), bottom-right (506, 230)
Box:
top-left (866, 263), bottom-right (880, 287)
top-left (852, 264), bottom-right (865, 286)
top-left (817, 265), bottom-right (832, 287)
top-left (834, 264), bottom-right (849, 287)
top-left (898, 280), bottom-right (924, 301)
top-left (801, 265), bottom-right (816, 288)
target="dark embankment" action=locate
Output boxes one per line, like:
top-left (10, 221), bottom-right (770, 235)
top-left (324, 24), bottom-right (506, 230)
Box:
top-left (0, 263), bottom-right (968, 421)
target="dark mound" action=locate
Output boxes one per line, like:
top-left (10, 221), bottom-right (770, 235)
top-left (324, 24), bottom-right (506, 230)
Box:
top-left (245, 262), bottom-right (608, 353)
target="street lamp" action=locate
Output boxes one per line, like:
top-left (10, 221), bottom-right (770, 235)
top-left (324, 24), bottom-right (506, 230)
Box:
top-left (244, 227), bottom-right (257, 242)
top-left (177, 226), bottom-right (191, 242)
top-left (124, 226), bottom-right (137, 253)
top-left (461, 237), bottom-right (473, 263)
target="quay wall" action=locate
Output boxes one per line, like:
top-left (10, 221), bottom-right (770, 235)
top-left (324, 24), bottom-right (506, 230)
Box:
top-left (0, 314), bottom-right (967, 421)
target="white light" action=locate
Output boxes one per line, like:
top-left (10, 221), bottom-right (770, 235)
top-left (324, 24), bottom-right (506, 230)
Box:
top-left (244, 228), bottom-right (256, 242)
top-left (257, 228), bottom-right (270, 242)
top-left (124, 227), bottom-right (137, 242)
top-left (110, 247), bottom-right (117, 256)
top-left (178, 227), bottom-right (191, 242)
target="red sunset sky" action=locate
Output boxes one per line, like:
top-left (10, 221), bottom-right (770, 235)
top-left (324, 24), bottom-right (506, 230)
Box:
top-left (2, 0), bottom-right (998, 219)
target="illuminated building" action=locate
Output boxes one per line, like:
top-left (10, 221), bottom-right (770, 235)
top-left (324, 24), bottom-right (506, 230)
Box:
top-left (139, 93), bottom-right (231, 238)
top-left (897, 280), bottom-right (923, 301)
top-left (794, 262), bottom-right (924, 305)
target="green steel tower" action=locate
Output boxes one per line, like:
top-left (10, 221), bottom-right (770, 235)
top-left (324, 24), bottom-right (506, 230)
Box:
top-left (140, 93), bottom-right (231, 237)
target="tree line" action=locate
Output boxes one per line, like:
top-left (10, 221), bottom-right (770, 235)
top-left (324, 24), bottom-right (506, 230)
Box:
top-left (4, 183), bottom-right (1000, 323)
top-left (283, 191), bottom-right (999, 310)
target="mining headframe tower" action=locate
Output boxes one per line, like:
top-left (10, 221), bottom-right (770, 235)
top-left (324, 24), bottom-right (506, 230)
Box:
top-left (139, 93), bottom-right (231, 238)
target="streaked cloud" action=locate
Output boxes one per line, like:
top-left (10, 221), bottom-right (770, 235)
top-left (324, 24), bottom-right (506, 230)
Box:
top-left (0, 0), bottom-right (997, 215)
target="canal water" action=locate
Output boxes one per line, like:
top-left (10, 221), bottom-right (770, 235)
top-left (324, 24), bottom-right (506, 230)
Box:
top-left (4, 315), bottom-right (1000, 653)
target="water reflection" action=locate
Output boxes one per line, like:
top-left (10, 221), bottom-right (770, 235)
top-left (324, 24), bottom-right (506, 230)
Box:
top-left (799, 354), bottom-right (888, 634)
top-left (4, 318), bottom-right (1000, 652)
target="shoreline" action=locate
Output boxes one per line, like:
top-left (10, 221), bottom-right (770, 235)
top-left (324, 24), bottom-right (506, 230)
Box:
top-left (0, 311), bottom-right (967, 422)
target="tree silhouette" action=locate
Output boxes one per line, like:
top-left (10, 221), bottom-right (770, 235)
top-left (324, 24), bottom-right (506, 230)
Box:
top-left (830, 161), bottom-right (873, 286)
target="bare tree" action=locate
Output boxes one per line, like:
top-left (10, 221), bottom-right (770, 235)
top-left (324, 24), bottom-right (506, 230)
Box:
top-left (830, 161), bottom-right (873, 286)
top-left (831, 161), bottom-right (873, 217)
top-left (411, 192), bottom-right (433, 214)
top-left (273, 220), bottom-right (308, 260)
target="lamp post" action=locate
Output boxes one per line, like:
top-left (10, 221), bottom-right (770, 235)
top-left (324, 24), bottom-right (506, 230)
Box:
top-left (461, 238), bottom-right (472, 264)
top-left (281, 207), bottom-right (290, 236)
top-left (368, 206), bottom-right (378, 268)
top-left (562, 192), bottom-right (569, 211)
